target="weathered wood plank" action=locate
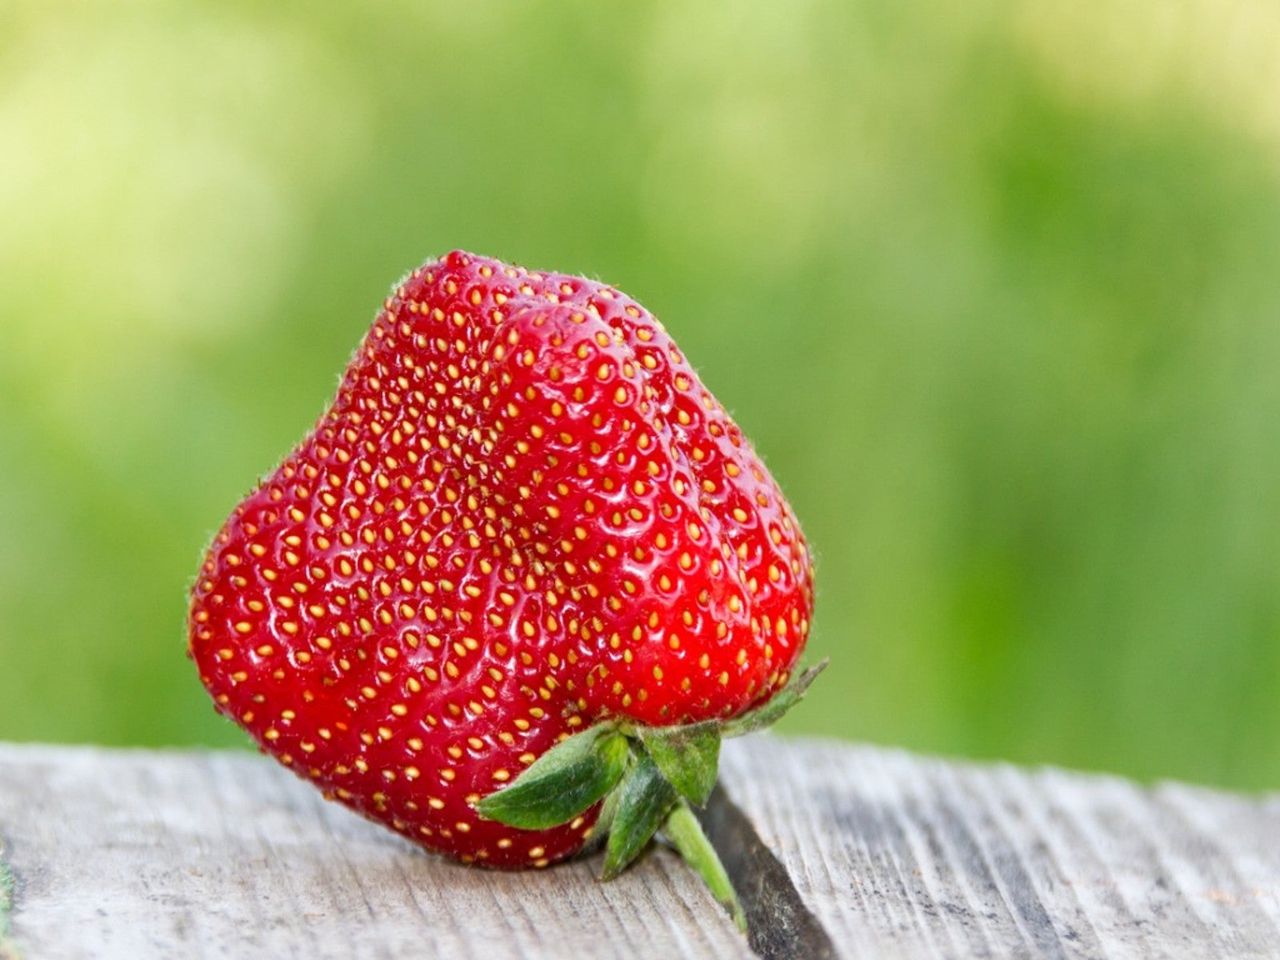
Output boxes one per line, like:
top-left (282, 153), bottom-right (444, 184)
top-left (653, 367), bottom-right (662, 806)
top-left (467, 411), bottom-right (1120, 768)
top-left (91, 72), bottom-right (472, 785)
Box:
top-left (724, 741), bottom-right (1280, 960)
top-left (0, 744), bottom-right (748, 960)
top-left (1, 738), bottom-right (1277, 959)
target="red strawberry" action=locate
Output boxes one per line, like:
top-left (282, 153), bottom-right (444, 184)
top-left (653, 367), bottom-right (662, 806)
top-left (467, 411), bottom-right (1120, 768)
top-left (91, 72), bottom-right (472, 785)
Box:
top-left (189, 251), bottom-right (817, 913)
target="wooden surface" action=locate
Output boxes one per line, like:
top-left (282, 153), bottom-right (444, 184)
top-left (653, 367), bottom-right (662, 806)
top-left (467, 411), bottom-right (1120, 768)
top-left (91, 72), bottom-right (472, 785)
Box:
top-left (1, 738), bottom-right (1278, 959)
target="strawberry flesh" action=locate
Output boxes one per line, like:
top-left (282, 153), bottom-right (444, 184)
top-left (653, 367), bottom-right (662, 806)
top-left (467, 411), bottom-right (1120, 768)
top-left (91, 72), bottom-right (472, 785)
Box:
top-left (189, 251), bottom-right (814, 868)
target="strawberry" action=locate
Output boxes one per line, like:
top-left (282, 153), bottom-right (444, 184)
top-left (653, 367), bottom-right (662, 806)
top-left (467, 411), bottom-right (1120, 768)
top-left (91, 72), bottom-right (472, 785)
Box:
top-left (189, 250), bottom-right (818, 925)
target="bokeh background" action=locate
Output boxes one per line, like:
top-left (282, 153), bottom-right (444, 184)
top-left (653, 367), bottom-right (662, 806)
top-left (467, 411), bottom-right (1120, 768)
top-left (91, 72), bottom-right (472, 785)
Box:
top-left (3, 0), bottom-right (1279, 790)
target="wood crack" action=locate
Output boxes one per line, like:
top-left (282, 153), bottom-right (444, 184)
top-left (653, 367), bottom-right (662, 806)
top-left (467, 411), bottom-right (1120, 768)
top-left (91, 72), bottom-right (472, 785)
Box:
top-left (696, 784), bottom-right (837, 960)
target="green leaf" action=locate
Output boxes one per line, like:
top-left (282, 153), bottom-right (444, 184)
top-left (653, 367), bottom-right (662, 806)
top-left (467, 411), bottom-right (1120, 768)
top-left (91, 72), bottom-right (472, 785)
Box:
top-left (639, 723), bottom-right (721, 806)
top-left (0, 850), bottom-right (14, 954)
top-left (721, 659), bottom-right (829, 738)
top-left (601, 752), bottom-right (679, 880)
top-left (582, 777), bottom-right (624, 853)
top-left (477, 724), bottom-right (630, 830)
top-left (662, 799), bottom-right (747, 933)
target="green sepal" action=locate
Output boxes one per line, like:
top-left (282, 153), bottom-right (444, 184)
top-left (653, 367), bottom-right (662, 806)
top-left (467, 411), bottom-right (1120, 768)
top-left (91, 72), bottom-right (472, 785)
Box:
top-left (639, 723), bottom-right (721, 807)
top-left (477, 725), bottom-right (629, 830)
top-left (601, 752), bottom-right (678, 879)
top-left (721, 659), bottom-right (828, 738)
top-left (581, 775), bottom-right (624, 853)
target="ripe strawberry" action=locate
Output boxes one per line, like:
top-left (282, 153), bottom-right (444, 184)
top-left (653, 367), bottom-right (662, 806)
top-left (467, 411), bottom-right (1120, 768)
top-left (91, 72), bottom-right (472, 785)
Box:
top-left (188, 250), bottom-right (817, 912)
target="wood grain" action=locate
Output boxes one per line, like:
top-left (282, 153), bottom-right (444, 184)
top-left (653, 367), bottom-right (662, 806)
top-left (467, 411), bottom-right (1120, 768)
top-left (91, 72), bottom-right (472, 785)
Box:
top-left (1, 738), bottom-right (1278, 959)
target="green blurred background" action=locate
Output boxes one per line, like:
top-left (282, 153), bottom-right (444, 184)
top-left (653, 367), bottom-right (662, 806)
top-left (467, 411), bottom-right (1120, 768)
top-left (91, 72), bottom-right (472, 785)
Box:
top-left (3, 0), bottom-right (1279, 790)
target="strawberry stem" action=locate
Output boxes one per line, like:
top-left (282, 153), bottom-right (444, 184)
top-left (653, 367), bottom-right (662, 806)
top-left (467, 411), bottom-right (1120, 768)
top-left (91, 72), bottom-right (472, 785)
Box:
top-left (475, 658), bottom-right (828, 940)
top-left (662, 798), bottom-right (747, 932)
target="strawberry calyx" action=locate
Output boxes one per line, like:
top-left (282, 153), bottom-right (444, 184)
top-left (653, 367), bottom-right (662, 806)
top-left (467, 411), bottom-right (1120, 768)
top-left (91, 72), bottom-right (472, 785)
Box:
top-left (477, 659), bottom-right (827, 930)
